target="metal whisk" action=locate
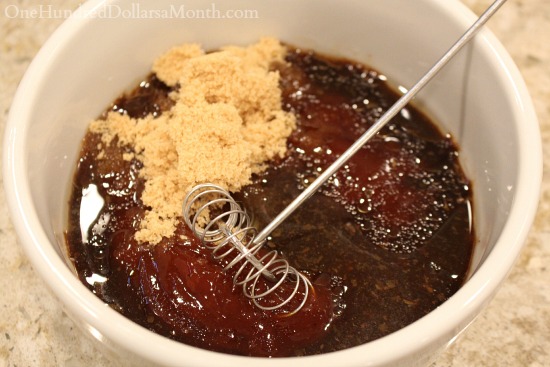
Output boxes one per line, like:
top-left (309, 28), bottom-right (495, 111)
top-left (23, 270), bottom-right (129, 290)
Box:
top-left (182, 0), bottom-right (507, 314)
top-left (183, 184), bottom-right (311, 315)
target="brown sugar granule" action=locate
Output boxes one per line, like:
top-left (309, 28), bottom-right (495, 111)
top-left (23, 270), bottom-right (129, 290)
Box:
top-left (89, 38), bottom-right (295, 244)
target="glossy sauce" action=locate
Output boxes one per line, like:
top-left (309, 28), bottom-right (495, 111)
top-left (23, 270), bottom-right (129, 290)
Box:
top-left (66, 49), bottom-right (473, 356)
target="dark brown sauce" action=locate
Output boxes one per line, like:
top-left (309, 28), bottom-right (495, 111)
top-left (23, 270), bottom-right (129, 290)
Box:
top-left (66, 48), bottom-right (473, 357)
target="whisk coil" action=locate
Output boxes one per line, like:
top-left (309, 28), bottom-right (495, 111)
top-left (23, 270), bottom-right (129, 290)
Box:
top-left (182, 183), bottom-right (311, 315)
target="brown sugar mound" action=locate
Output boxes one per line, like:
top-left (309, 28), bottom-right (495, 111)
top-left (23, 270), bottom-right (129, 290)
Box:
top-left (89, 38), bottom-right (295, 244)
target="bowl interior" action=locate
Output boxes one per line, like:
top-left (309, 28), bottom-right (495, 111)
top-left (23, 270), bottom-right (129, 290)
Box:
top-left (6, 0), bottom-right (539, 366)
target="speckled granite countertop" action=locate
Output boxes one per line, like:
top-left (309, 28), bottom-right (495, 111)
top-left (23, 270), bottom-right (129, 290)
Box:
top-left (1, 1), bottom-right (548, 366)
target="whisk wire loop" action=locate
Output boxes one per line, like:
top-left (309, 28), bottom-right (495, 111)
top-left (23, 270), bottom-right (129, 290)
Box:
top-left (183, 183), bottom-right (311, 314)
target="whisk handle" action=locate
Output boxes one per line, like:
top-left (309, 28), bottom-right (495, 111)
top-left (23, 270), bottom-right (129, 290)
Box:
top-left (253, 0), bottom-right (507, 245)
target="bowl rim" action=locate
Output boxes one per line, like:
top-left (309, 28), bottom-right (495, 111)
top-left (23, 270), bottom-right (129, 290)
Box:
top-left (2, 0), bottom-right (542, 366)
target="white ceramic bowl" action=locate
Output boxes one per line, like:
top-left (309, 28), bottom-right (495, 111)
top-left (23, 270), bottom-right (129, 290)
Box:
top-left (3, 0), bottom-right (541, 366)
